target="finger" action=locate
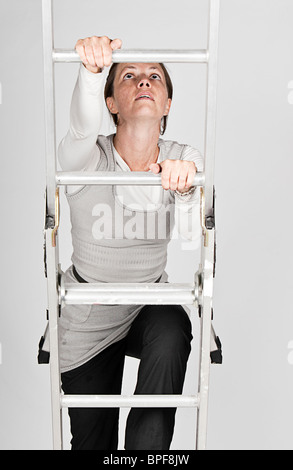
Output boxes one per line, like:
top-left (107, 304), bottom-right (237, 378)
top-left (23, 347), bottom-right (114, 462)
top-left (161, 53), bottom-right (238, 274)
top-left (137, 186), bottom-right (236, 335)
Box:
top-left (95, 36), bottom-right (112, 67)
top-left (169, 171), bottom-right (179, 191)
top-left (185, 163), bottom-right (196, 189)
top-left (149, 163), bottom-right (161, 174)
top-left (166, 160), bottom-right (182, 191)
top-left (178, 170), bottom-right (188, 192)
top-left (101, 43), bottom-right (112, 67)
top-left (161, 165), bottom-right (172, 190)
top-left (93, 44), bottom-right (105, 69)
top-left (75, 42), bottom-right (88, 65)
top-left (89, 37), bottom-right (104, 68)
top-left (84, 43), bottom-right (97, 67)
top-left (110, 38), bottom-right (122, 50)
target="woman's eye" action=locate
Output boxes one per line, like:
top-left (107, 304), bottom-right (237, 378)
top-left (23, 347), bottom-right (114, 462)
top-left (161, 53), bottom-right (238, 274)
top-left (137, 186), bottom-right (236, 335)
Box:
top-left (124, 73), bottom-right (133, 80)
top-left (151, 74), bottom-right (161, 80)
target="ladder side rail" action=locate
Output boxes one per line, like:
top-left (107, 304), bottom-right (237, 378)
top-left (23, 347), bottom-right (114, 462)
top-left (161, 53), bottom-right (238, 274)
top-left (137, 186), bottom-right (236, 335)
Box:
top-left (196, 0), bottom-right (220, 451)
top-left (196, 228), bottom-right (216, 450)
top-left (45, 229), bottom-right (63, 449)
top-left (42, 0), bottom-right (63, 450)
top-left (203, 0), bottom-right (220, 218)
top-left (42, 0), bottom-right (57, 217)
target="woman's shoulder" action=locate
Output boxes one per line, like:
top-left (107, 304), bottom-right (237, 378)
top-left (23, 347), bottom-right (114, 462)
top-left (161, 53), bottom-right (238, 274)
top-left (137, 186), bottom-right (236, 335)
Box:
top-left (158, 138), bottom-right (203, 167)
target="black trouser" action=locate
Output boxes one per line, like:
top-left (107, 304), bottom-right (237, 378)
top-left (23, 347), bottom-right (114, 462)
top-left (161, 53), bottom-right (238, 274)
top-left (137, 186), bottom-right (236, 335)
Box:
top-left (61, 303), bottom-right (193, 450)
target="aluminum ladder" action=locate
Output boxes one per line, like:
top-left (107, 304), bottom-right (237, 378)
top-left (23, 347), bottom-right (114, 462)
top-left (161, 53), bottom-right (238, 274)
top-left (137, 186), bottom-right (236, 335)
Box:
top-left (41, 0), bottom-right (221, 450)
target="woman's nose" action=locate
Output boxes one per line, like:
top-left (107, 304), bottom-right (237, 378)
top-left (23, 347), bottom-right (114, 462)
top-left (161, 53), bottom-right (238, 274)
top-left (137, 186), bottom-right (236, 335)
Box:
top-left (138, 78), bottom-right (151, 88)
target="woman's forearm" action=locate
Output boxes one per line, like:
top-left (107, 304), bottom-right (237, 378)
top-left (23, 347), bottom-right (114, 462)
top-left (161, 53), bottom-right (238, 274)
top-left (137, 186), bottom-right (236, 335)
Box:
top-left (58, 64), bottom-right (105, 171)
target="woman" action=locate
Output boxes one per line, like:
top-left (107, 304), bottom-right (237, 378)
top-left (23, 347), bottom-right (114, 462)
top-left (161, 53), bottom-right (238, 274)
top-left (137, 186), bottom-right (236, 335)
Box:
top-left (56, 36), bottom-right (203, 450)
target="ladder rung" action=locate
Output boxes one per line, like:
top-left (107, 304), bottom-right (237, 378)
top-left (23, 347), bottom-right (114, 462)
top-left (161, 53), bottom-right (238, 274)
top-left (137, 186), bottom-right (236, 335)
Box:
top-left (56, 171), bottom-right (205, 186)
top-left (53, 49), bottom-right (208, 64)
top-left (61, 394), bottom-right (199, 408)
top-left (61, 282), bottom-right (197, 306)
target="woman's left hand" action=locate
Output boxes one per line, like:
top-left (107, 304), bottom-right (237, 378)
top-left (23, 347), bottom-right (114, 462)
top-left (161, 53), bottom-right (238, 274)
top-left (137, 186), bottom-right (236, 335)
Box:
top-left (149, 160), bottom-right (197, 193)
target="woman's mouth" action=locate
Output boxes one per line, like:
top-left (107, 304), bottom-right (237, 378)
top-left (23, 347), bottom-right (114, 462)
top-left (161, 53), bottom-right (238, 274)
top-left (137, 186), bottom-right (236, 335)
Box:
top-left (135, 92), bottom-right (155, 101)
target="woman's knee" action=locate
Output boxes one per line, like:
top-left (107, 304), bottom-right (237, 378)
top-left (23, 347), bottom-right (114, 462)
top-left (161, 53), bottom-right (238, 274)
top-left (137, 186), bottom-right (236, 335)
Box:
top-left (141, 305), bottom-right (193, 355)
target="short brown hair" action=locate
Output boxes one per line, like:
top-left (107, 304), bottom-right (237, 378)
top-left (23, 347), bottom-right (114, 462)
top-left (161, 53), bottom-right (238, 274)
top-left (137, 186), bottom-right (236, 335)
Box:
top-left (104, 63), bottom-right (173, 135)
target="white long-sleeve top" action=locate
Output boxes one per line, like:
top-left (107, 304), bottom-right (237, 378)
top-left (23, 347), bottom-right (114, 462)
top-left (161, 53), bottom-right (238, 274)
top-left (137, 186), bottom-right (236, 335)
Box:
top-left (58, 63), bottom-right (203, 241)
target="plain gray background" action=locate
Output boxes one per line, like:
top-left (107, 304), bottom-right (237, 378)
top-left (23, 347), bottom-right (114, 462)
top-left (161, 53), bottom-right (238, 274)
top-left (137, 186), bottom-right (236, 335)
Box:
top-left (0, 0), bottom-right (293, 450)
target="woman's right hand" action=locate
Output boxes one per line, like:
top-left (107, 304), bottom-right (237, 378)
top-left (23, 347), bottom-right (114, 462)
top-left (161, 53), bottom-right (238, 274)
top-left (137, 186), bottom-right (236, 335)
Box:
top-left (75, 36), bottom-right (122, 73)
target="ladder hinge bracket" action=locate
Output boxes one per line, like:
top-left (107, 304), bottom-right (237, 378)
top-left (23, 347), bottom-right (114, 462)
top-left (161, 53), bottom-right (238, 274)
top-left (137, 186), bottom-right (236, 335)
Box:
top-left (205, 213), bottom-right (215, 230)
top-left (43, 216), bottom-right (54, 278)
top-left (45, 215), bottom-right (55, 230)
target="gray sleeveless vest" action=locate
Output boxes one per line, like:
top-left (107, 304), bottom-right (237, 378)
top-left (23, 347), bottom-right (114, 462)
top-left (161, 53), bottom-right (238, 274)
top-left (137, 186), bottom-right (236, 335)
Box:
top-left (66, 134), bottom-right (185, 283)
top-left (55, 134), bottom-right (187, 372)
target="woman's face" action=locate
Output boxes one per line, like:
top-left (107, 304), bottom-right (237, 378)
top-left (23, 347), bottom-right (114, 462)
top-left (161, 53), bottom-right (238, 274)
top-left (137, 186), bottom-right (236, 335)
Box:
top-left (106, 63), bottom-right (172, 128)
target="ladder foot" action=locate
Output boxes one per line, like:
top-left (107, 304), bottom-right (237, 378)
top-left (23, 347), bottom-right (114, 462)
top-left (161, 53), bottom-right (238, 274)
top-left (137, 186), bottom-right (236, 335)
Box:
top-left (37, 335), bottom-right (50, 364)
top-left (210, 336), bottom-right (222, 364)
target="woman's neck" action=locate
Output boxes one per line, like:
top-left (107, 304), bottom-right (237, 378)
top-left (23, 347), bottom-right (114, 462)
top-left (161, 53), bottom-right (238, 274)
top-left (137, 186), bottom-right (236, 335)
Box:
top-left (113, 123), bottom-right (160, 171)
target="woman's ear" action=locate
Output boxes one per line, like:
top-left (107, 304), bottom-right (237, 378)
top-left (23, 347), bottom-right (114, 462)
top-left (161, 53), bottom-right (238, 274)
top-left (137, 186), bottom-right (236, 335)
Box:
top-left (164, 98), bottom-right (172, 116)
top-left (106, 96), bottom-right (118, 115)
